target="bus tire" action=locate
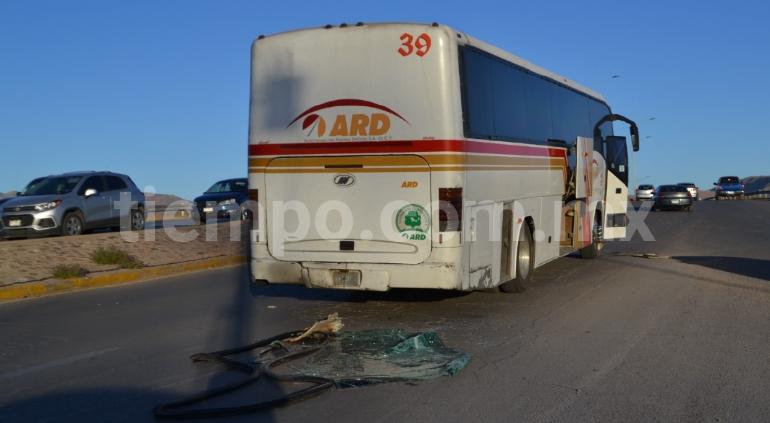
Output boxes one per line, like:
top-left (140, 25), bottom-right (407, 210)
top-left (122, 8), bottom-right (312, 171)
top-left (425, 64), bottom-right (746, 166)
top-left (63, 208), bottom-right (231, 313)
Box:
top-left (500, 223), bottom-right (532, 293)
top-left (580, 213), bottom-right (603, 259)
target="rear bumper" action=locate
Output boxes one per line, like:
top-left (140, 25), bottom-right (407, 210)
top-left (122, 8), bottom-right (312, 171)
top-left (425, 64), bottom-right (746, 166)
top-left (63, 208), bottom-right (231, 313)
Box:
top-left (250, 244), bottom-right (462, 291)
top-left (197, 202), bottom-right (241, 220)
top-left (716, 190), bottom-right (744, 197)
top-left (655, 198), bottom-right (692, 208)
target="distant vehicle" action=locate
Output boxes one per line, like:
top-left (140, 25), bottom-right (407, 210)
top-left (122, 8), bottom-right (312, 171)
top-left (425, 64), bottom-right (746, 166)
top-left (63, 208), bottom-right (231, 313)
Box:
top-left (677, 182), bottom-right (699, 200)
top-left (0, 176), bottom-right (48, 207)
top-left (635, 184), bottom-right (655, 201)
top-left (652, 185), bottom-right (692, 211)
top-left (714, 176), bottom-right (744, 200)
top-left (0, 171), bottom-right (145, 239)
top-left (193, 178), bottom-right (250, 223)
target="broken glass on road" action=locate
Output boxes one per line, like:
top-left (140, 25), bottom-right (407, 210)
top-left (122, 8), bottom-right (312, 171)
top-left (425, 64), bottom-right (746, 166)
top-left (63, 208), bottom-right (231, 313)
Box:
top-left (282, 328), bottom-right (470, 387)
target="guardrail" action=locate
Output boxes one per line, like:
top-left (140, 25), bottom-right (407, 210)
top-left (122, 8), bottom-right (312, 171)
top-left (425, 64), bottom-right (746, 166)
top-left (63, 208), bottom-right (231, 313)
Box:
top-left (745, 190), bottom-right (770, 200)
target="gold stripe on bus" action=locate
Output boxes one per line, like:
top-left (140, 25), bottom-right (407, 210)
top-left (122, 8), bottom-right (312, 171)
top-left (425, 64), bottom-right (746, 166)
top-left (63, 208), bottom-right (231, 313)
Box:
top-left (249, 154), bottom-right (564, 169)
top-left (262, 167), bottom-right (429, 174)
top-left (265, 155), bottom-right (430, 167)
top-left (248, 158), bottom-right (272, 167)
top-left (427, 154), bottom-right (563, 167)
top-left (249, 165), bottom-right (565, 174)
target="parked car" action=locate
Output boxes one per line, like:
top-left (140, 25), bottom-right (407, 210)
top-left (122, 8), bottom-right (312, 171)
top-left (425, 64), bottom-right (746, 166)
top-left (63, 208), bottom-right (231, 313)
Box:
top-left (0, 176), bottom-right (48, 208)
top-left (714, 176), bottom-right (744, 200)
top-left (677, 182), bottom-right (699, 200)
top-left (193, 178), bottom-right (249, 223)
top-left (652, 185), bottom-right (692, 211)
top-left (635, 184), bottom-right (655, 201)
top-left (0, 171), bottom-right (145, 239)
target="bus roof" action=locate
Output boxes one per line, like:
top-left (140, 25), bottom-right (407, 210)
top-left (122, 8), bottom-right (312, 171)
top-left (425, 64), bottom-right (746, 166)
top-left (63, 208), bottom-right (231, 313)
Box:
top-left (253, 22), bottom-right (608, 105)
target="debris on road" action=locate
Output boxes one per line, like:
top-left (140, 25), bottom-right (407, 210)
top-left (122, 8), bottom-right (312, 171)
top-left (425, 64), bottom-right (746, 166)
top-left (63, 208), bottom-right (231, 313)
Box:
top-left (286, 312), bottom-right (343, 343)
top-left (609, 252), bottom-right (672, 259)
top-left (154, 314), bottom-right (469, 419)
top-left (291, 327), bottom-right (471, 388)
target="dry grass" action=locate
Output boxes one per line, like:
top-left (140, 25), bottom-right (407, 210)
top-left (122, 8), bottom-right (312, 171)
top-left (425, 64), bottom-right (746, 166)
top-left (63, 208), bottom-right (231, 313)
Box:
top-left (91, 246), bottom-right (143, 269)
top-left (52, 264), bottom-right (88, 279)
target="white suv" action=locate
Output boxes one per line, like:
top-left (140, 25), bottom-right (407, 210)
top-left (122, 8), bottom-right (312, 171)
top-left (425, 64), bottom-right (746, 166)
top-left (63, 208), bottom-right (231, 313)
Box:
top-left (677, 183), bottom-right (699, 201)
top-left (0, 171), bottom-right (145, 239)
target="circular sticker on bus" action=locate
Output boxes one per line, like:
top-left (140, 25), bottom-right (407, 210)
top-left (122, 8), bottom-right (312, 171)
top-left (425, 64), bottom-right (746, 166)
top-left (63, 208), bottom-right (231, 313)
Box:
top-left (395, 204), bottom-right (430, 234)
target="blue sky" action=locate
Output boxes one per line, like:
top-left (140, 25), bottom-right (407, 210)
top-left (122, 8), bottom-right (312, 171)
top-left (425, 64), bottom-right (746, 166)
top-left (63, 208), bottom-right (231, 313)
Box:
top-left (1, 0), bottom-right (768, 199)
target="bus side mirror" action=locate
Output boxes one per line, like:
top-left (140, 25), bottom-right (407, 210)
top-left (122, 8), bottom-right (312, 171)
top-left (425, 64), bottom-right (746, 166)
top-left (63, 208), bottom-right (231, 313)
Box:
top-left (630, 126), bottom-right (640, 152)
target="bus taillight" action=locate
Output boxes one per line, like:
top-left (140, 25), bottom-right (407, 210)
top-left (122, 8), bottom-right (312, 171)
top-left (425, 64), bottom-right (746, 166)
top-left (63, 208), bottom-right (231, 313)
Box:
top-left (439, 188), bottom-right (463, 232)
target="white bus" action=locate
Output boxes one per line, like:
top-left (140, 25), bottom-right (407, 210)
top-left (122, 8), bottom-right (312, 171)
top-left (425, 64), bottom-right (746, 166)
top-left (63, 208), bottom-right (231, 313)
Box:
top-left (247, 23), bottom-right (639, 292)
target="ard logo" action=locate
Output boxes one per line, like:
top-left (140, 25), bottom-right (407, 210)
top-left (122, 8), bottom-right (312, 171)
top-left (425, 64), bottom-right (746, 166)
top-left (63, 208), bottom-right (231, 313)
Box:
top-left (302, 113), bottom-right (390, 138)
top-left (395, 204), bottom-right (430, 240)
top-left (286, 99), bottom-right (409, 139)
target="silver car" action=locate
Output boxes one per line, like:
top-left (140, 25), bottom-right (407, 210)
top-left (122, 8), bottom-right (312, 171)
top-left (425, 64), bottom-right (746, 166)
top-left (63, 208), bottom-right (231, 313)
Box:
top-left (0, 171), bottom-right (145, 239)
top-left (635, 184), bottom-right (655, 201)
top-left (677, 182), bottom-right (699, 201)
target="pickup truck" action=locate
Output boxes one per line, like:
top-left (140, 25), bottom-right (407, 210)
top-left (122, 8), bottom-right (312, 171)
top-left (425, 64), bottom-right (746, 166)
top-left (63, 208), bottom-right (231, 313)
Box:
top-left (714, 176), bottom-right (744, 200)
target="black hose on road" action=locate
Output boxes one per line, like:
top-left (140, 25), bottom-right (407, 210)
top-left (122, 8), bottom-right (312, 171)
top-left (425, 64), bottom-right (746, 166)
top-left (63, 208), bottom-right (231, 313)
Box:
top-left (153, 330), bottom-right (336, 419)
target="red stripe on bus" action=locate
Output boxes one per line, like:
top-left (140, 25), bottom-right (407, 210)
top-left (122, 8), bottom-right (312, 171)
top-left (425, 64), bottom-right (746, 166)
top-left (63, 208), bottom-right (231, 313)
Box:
top-left (248, 140), bottom-right (566, 158)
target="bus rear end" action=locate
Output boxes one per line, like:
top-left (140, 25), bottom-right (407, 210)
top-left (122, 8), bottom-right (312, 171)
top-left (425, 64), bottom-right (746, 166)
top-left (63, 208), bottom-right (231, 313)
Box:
top-left (248, 23), bottom-right (463, 291)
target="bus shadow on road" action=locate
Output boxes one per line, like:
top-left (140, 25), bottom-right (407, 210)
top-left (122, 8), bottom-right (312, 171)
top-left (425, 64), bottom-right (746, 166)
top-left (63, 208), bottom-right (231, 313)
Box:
top-left (248, 283), bottom-right (469, 303)
top-left (0, 386), bottom-right (276, 423)
top-left (672, 256), bottom-right (770, 282)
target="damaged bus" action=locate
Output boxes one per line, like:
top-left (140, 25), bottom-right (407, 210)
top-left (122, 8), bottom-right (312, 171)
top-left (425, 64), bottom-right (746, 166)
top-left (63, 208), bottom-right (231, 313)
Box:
top-left (247, 22), bottom-right (639, 292)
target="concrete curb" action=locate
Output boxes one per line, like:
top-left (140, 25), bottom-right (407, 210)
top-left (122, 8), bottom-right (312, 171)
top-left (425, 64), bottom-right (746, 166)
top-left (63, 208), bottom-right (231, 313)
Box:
top-left (0, 255), bottom-right (246, 301)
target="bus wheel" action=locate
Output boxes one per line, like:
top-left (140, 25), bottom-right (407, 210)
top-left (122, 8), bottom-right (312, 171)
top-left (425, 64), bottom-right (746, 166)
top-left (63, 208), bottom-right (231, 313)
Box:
top-left (500, 223), bottom-right (532, 293)
top-left (580, 213), bottom-right (603, 259)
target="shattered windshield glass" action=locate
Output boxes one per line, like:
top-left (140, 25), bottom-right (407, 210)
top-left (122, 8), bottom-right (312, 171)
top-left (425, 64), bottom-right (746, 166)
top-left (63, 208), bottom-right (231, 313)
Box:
top-left (154, 318), bottom-right (470, 418)
top-left (284, 329), bottom-right (470, 387)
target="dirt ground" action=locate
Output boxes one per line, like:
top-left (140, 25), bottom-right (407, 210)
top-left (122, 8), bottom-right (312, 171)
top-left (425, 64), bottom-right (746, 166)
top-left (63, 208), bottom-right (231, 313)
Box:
top-left (0, 222), bottom-right (245, 285)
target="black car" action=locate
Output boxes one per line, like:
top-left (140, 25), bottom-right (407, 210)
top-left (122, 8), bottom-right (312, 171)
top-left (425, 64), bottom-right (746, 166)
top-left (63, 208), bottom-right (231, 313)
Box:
top-left (652, 185), bottom-right (693, 211)
top-left (193, 178), bottom-right (249, 223)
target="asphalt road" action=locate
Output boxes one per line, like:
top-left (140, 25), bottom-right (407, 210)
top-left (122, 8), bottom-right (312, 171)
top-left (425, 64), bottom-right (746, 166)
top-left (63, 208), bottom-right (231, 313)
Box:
top-left (1, 200), bottom-right (769, 422)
